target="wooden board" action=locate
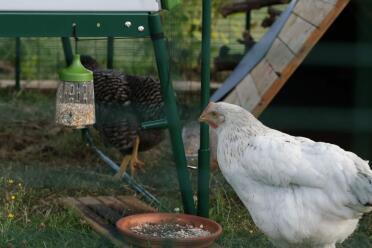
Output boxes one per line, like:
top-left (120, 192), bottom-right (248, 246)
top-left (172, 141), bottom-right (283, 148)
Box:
top-left (60, 195), bottom-right (222, 248)
top-left (278, 14), bottom-right (316, 54)
top-left (265, 38), bottom-right (295, 73)
top-left (321, 0), bottom-right (339, 5)
top-left (236, 75), bottom-right (261, 111)
top-left (250, 59), bottom-right (278, 96)
top-left (293, 0), bottom-right (334, 26)
top-left (210, 0), bottom-right (297, 102)
top-left (60, 195), bottom-right (156, 247)
top-left (252, 0), bottom-right (350, 116)
top-left (222, 0), bottom-right (350, 117)
top-left (224, 89), bottom-right (240, 105)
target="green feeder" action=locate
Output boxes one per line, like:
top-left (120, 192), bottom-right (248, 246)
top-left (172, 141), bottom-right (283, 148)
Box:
top-left (55, 54), bottom-right (95, 128)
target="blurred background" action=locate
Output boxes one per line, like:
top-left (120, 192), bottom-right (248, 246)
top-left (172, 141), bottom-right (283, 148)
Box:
top-left (0, 0), bottom-right (371, 247)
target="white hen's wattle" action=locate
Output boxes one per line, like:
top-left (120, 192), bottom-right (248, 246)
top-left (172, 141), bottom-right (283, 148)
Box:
top-left (213, 102), bottom-right (372, 248)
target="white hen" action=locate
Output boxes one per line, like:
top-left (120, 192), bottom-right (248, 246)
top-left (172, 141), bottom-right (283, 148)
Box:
top-left (199, 102), bottom-right (372, 248)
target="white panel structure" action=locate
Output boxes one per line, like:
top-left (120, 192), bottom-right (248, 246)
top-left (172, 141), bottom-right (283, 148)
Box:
top-left (0, 0), bottom-right (162, 12)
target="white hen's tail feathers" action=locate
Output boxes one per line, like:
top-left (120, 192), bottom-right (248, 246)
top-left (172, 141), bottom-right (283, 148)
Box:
top-left (351, 168), bottom-right (372, 211)
top-left (346, 152), bottom-right (372, 212)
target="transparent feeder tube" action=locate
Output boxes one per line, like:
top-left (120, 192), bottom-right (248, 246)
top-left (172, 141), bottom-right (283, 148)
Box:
top-left (55, 81), bottom-right (95, 128)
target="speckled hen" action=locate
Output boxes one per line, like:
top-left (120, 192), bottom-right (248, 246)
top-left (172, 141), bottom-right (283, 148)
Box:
top-left (81, 55), bottom-right (165, 177)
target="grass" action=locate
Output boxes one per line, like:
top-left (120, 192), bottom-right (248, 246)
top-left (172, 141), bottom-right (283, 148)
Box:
top-left (0, 89), bottom-right (371, 247)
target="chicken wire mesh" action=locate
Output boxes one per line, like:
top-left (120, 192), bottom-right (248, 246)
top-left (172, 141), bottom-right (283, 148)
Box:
top-left (0, 1), bottom-right (276, 83)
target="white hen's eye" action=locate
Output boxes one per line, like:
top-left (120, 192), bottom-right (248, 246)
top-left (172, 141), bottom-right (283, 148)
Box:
top-left (210, 111), bottom-right (218, 117)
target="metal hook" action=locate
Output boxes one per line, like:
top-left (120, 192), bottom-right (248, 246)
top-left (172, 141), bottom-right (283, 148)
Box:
top-left (72, 23), bottom-right (79, 53)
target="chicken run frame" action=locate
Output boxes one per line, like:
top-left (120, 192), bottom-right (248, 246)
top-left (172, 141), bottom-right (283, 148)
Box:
top-left (0, 0), bottom-right (212, 217)
top-left (1, 0), bottom-right (354, 221)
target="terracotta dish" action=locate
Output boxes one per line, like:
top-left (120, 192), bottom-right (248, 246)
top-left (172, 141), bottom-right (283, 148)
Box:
top-left (116, 213), bottom-right (222, 248)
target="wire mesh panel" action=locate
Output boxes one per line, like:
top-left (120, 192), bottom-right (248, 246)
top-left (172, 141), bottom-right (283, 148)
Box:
top-left (0, 1), bottom-right (283, 82)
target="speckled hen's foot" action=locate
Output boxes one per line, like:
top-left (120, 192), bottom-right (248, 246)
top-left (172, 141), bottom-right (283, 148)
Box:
top-left (113, 155), bottom-right (131, 180)
top-left (128, 135), bottom-right (145, 176)
top-left (129, 155), bottom-right (145, 176)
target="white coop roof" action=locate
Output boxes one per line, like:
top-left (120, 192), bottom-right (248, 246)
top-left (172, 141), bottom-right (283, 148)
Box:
top-left (0, 0), bottom-right (162, 12)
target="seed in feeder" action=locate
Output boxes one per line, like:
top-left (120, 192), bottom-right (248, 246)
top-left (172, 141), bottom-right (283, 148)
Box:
top-left (55, 103), bottom-right (95, 128)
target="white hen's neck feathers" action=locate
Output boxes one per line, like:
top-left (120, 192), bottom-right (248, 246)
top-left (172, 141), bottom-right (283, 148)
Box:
top-left (215, 103), bottom-right (267, 135)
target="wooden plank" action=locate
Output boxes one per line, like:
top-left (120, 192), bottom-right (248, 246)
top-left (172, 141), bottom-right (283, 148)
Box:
top-left (60, 197), bottom-right (130, 248)
top-left (98, 196), bottom-right (144, 216)
top-left (97, 196), bottom-right (126, 209)
top-left (321, 0), bottom-right (339, 5)
top-left (117, 195), bottom-right (156, 213)
top-left (294, 0), bottom-right (334, 27)
top-left (278, 14), bottom-right (316, 54)
top-left (210, 0), bottom-right (296, 102)
top-left (265, 38), bottom-right (295, 73)
top-left (235, 75), bottom-right (261, 112)
top-left (224, 89), bottom-right (240, 105)
top-left (250, 59), bottom-right (278, 96)
top-left (79, 196), bottom-right (122, 225)
top-left (253, 0), bottom-right (350, 116)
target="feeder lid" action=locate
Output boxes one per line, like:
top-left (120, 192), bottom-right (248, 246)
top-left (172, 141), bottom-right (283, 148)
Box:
top-left (59, 54), bottom-right (93, 82)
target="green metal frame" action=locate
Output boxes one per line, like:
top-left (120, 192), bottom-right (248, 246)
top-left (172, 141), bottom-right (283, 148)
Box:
top-left (3, 3), bottom-right (212, 217)
top-left (148, 13), bottom-right (196, 214)
top-left (197, 0), bottom-right (211, 217)
top-left (15, 37), bottom-right (21, 91)
top-left (107, 37), bottom-right (114, 69)
top-left (0, 12), bottom-right (151, 37)
top-left (61, 37), bottom-right (74, 65)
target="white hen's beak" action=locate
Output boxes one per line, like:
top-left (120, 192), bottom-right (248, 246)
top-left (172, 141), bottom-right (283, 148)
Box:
top-left (198, 102), bottom-right (215, 122)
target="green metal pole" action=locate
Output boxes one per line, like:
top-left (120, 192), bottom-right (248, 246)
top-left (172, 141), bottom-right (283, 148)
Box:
top-left (15, 37), bottom-right (21, 91)
top-left (107, 37), bottom-right (114, 69)
top-left (197, 0), bottom-right (211, 218)
top-left (149, 13), bottom-right (196, 215)
top-left (61, 37), bottom-right (73, 66)
top-left (245, 11), bottom-right (251, 53)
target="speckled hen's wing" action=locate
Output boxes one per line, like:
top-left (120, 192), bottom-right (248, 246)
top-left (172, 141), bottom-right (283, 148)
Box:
top-left (126, 75), bottom-right (164, 121)
top-left (94, 69), bottom-right (131, 104)
top-left (125, 75), bottom-right (166, 152)
top-left (93, 69), bottom-right (138, 154)
top-left (98, 120), bottom-right (138, 154)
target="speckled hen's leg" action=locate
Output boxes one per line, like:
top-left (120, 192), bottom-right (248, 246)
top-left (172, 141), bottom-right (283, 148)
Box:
top-left (129, 136), bottom-right (145, 176)
top-left (113, 155), bottom-right (131, 180)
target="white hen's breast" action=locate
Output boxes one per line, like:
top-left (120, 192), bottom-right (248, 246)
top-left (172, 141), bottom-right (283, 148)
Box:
top-left (217, 128), bottom-right (361, 247)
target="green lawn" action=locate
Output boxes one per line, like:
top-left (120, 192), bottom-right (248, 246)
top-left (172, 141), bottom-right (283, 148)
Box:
top-left (0, 89), bottom-right (371, 247)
